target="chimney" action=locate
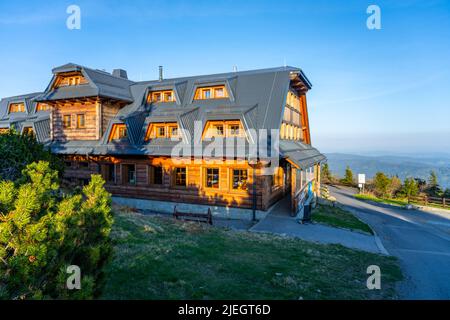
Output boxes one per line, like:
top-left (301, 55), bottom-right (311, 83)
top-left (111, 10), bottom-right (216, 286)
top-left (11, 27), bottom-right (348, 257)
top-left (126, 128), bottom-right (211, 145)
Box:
top-left (159, 66), bottom-right (163, 81)
top-left (112, 69), bottom-right (128, 79)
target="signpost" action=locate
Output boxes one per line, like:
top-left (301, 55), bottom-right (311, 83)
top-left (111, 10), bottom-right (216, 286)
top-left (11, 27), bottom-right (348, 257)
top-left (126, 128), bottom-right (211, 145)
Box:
top-left (358, 174), bottom-right (366, 193)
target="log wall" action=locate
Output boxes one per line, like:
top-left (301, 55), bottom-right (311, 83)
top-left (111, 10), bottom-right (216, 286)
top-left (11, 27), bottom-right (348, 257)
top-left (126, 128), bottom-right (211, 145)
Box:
top-left (62, 156), bottom-right (287, 211)
top-left (51, 99), bottom-right (123, 141)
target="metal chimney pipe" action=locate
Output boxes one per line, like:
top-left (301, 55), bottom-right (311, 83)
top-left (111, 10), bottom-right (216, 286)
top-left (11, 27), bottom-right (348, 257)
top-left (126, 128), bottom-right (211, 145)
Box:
top-left (159, 66), bottom-right (163, 81)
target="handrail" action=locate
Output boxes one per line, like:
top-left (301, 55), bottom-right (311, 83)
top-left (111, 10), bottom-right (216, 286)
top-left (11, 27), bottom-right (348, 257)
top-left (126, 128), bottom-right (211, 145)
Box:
top-left (294, 178), bottom-right (315, 198)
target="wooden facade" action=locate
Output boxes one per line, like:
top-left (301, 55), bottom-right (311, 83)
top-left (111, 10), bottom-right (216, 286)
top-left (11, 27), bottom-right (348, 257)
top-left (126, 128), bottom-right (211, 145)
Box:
top-left (63, 156), bottom-right (287, 210)
top-left (0, 63), bottom-right (324, 215)
top-left (50, 99), bottom-right (125, 142)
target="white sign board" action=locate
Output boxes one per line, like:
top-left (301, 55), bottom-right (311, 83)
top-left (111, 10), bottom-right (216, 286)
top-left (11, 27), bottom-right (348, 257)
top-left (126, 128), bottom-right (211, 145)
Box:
top-left (358, 174), bottom-right (366, 184)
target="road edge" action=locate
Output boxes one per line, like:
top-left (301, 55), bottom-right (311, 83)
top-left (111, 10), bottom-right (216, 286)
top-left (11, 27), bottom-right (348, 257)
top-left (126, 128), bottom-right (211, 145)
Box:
top-left (336, 203), bottom-right (391, 256)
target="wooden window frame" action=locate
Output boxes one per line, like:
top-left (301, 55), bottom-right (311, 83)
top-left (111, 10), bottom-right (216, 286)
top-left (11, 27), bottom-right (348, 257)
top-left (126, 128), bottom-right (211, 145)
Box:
top-left (22, 126), bottom-right (34, 136)
top-left (164, 91), bottom-right (174, 102)
top-left (202, 120), bottom-right (244, 140)
top-left (148, 90), bottom-right (176, 103)
top-left (167, 124), bottom-right (179, 138)
top-left (9, 103), bottom-right (25, 113)
top-left (122, 163), bottom-right (137, 185)
top-left (231, 168), bottom-right (248, 191)
top-left (156, 125), bottom-right (166, 138)
top-left (214, 87), bottom-right (225, 98)
top-left (204, 167), bottom-right (220, 189)
top-left (226, 121), bottom-right (244, 137)
top-left (145, 122), bottom-right (179, 141)
top-left (101, 163), bottom-right (116, 184)
top-left (194, 85), bottom-right (229, 100)
top-left (118, 126), bottom-right (127, 139)
top-left (172, 167), bottom-right (187, 188)
top-left (211, 123), bottom-right (224, 137)
top-left (108, 124), bottom-right (128, 142)
top-left (149, 165), bottom-right (164, 186)
top-left (63, 114), bottom-right (72, 128)
top-left (201, 88), bottom-right (211, 99)
top-left (36, 103), bottom-right (50, 112)
top-left (153, 92), bottom-right (162, 102)
top-left (55, 74), bottom-right (88, 88)
top-left (76, 114), bottom-right (86, 129)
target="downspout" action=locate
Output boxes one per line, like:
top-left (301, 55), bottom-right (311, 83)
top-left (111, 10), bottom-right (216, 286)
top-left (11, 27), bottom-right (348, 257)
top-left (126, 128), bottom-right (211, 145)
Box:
top-left (252, 166), bottom-right (257, 221)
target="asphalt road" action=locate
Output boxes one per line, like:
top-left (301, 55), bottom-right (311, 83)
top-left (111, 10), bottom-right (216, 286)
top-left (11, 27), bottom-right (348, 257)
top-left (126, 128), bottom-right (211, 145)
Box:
top-left (329, 185), bottom-right (450, 299)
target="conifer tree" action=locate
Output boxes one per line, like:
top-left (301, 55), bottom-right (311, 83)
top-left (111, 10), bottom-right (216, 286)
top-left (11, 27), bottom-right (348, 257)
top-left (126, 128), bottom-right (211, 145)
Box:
top-left (0, 162), bottom-right (113, 299)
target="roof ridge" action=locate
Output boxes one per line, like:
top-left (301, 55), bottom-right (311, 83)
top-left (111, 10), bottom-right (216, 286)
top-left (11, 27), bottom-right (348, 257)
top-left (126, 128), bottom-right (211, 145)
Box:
top-left (0, 92), bottom-right (42, 101)
top-left (133, 66), bottom-right (300, 85)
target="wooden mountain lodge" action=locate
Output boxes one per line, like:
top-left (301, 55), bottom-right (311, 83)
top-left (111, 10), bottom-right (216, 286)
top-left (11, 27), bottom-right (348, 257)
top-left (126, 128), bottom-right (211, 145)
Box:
top-left (0, 64), bottom-right (325, 218)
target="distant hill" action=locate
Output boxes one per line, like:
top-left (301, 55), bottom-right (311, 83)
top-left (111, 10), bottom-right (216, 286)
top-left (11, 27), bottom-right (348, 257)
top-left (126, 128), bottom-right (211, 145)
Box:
top-left (325, 153), bottom-right (450, 189)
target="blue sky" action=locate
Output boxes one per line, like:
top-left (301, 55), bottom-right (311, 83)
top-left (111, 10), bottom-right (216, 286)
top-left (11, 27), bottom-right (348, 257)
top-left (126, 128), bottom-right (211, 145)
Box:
top-left (0, 0), bottom-right (449, 154)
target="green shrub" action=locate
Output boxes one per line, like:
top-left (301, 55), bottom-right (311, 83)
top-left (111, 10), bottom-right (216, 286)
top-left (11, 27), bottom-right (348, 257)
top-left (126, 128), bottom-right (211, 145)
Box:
top-left (340, 166), bottom-right (355, 186)
top-left (373, 172), bottom-right (391, 198)
top-left (0, 161), bottom-right (113, 299)
top-left (0, 129), bottom-right (63, 182)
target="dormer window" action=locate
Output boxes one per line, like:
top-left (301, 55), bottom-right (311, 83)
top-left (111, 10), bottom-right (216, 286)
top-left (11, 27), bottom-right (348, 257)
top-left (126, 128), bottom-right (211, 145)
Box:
top-left (148, 90), bottom-right (176, 103)
top-left (109, 124), bottom-right (128, 142)
top-left (145, 122), bottom-right (180, 140)
top-left (214, 87), bottom-right (224, 98)
top-left (164, 91), bottom-right (173, 102)
top-left (202, 89), bottom-right (211, 99)
top-left (194, 85), bottom-right (228, 100)
top-left (228, 124), bottom-right (241, 136)
top-left (22, 127), bottom-right (34, 136)
top-left (36, 103), bottom-right (50, 112)
top-left (211, 124), bottom-right (224, 136)
top-left (203, 120), bottom-right (244, 139)
top-left (9, 103), bottom-right (25, 113)
top-left (168, 124), bottom-right (179, 138)
top-left (55, 73), bottom-right (88, 88)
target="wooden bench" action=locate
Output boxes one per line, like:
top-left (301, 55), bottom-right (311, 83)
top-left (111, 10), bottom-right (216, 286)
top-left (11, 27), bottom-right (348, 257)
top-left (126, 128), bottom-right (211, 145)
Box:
top-left (173, 206), bottom-right (213, 225)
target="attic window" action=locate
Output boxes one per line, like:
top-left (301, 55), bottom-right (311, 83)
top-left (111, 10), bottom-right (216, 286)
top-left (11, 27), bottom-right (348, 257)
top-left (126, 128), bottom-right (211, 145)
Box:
top-left (22, 127), bottom-right (34, 136)
top-left (9, 103), bottom-right (25, 113)
top-left (148, 90), bottom-right (176, 103)
top-left (109, 124), bottom-right (128, 142)
top-left (194, 85), bottom-right (228, 100)
top-left (145, 122), bottom-right (179, 140)
top-left (36, 103), bottom-right (50, 112)
top-left (55, 73), bottom-right (88, 88)
top-left (203, 120), bottom-right (244, 139)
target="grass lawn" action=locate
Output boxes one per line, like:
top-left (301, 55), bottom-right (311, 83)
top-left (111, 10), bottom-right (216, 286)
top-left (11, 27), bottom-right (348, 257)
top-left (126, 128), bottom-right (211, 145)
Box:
top-left (101, 207), bottom-right (402, 300)
top-left (355, 194), bottom-right (450, 211)
top-left (312, 205), bottom-right (374, 235)
top-left (354, 194), bottom-right (407, 207)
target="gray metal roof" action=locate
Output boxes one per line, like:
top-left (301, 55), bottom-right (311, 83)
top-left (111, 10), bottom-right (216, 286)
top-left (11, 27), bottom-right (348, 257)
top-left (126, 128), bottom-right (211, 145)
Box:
top-left (279, 140), bottom-right (326, 169)
top-left (0, 92), bottom-right (51, 142)
top-left (0, 64), bottom-right (324, 166)
top-left (36, 63), bottom-right (134, 102)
